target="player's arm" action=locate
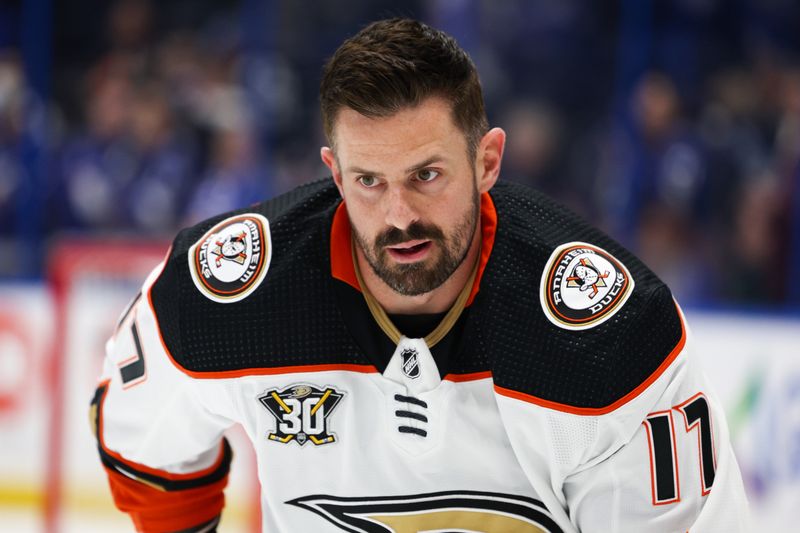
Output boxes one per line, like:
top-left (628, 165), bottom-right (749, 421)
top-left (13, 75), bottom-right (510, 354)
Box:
top-left (496, 293), bottom-right (750, 532)
top-left (90, 261), bottom-right (235, 533)
top-left (561, 338), bottom-right (750, 532)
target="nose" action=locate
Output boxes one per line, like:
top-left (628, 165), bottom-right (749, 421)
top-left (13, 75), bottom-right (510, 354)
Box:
top-left (382, 184), bottom-right (419, 231)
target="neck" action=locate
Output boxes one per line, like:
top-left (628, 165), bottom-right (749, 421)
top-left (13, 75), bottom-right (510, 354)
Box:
top-left (355, 221), bottom-right (482, 315)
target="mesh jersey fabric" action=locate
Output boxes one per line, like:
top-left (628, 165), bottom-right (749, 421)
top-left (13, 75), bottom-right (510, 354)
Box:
top-left (150, 178), bottom-right (682, 409)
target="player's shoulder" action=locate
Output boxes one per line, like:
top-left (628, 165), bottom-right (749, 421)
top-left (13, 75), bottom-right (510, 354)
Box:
top-left (170, 177), bottom-right (338, 264)
top-left (484, 181), bottom-right (685, 412)
top-left (146, 178), bottom-right (369, 375)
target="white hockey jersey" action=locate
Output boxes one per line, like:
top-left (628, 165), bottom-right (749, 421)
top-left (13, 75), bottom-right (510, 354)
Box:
top-left (91, 179), bottom-right (750, 532)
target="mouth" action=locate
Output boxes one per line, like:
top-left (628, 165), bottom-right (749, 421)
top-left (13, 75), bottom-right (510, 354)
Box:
top-left (385, 240), bottom-right (433, 263)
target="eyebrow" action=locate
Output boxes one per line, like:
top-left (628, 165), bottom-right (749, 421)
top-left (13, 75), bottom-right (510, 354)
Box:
top-left (345, 155), bottom-right (445, 177)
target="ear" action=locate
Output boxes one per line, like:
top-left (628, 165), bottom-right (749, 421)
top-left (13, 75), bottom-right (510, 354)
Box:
top-left (475, 127), bottom-right (506, 194)
top-left (320, 146), bottom-right (344, 197)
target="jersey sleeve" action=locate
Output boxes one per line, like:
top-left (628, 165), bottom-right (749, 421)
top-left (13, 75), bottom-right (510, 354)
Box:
top-left (90, 258), bottom-right (236, 533)
top-left (496, 306), bottom-right (751, 532)
top-left (562, 338), bottom-right (750, 532)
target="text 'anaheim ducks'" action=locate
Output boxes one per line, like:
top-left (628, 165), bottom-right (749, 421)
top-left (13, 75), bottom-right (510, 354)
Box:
top-left (188, 213), bottom-right (272, 303)
top-left (540, 241), bottom-right (634, 330)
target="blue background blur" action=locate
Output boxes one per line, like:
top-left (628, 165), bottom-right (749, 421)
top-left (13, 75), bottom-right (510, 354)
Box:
top-left (1, 0), bottom-right (799, 308)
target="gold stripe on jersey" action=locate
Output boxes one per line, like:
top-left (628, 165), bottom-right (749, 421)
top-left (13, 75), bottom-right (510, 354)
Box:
top-left (351, 238), bottom-right (479, 348)
top-left (369, 510), bottom-right (548, 532)
top-left (124, 473), bottom-right (167, 492)
top-left (89, 403), bottom-right (99, 437)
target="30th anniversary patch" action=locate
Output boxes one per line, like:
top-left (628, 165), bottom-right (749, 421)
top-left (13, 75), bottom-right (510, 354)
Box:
top-left (540, 242), bottom-right (634, 330)
top-left (258, 384), bottom-right (344, 446)
top-left (188, 213), bottom-right (272, 303)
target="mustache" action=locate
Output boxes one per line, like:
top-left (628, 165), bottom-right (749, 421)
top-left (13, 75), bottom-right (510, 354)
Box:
top-left (375, 221), bottom-right (445, 248)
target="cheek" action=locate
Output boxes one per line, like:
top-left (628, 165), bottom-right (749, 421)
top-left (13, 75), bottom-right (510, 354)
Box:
top-left (443, 193), bottom-right (473, 223)
top-left (346, 202), bottom-right (379, 240)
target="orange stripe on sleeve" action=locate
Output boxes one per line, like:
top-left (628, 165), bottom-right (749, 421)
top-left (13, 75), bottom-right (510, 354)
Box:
top-left (91, 382), bottom-right (231, 532)
top-left (104, 465), bottom-right (227, 533)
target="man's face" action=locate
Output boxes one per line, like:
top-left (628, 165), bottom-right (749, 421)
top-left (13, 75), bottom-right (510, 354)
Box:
top-left (325, 98), bottom-right (482, 296)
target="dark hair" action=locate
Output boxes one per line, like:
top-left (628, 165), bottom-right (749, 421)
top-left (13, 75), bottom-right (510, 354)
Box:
top-left (320, 18), bottom-right (489, 161)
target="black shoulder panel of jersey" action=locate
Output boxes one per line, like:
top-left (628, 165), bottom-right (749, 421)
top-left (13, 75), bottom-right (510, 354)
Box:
top-left (471, 181), bottom-right (683, 409)
top-left (150, 178), bottom-right (372, 373)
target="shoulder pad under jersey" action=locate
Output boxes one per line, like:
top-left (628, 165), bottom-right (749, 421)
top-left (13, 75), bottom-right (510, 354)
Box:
top-left (478, 181), bottom-right (684, 411)
top-left (149, 178), bottom-right (371, 375)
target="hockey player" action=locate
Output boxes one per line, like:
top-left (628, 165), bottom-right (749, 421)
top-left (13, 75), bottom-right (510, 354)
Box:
top-left (91, 18), bottom-right (750, 532)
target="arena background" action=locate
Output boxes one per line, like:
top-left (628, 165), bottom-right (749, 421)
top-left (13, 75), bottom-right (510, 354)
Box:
top-left (0, 0), bottom-right (799, 531)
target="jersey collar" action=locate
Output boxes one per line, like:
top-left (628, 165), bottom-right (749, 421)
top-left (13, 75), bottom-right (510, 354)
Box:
top-left (330, 191), bottom-right (497, 308)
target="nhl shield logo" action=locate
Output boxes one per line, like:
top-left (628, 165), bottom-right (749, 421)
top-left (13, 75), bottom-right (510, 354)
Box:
top-left (188, 213), bottom-right (272, 303)
top-left (401, 348), bottom-right (420, 379)
top-left (540, 242), bottom-right (634, 330)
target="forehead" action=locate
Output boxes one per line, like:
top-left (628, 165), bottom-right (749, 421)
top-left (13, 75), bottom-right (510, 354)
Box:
top-left (332, 98), bottom-right (467, 167)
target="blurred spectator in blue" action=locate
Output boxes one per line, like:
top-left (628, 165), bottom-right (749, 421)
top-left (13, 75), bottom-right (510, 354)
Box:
top-left (0, 52), bottom-right (24, 237)
top-left (10, 0), bottom-right (797, 305)
top-left (47, 0), bottom-right (198, 235)
top-left (150, 24), bottom-right (275, 225)
top-left (597, 71), bottom-right (712, 304)
top-left (630, 71), bottom-right (708, 224)
top-left (48, 65), bottom-right (131, 231)
top-left (480, 0), bottom-right (615, 126)
top-left (183, 126), bottom-right (271, 225)
top-left (125, 79), bottom-right (197, 232)
top-left (499, 99), bottom-right (564, 198)
top-left (699, 69), bottom-right (770, 237)
top-left (697, 67), bottom-right (782, 304)
top-left (49, 65), bottom-right (197, 234)
top-left (718, 173), bottom-right (783, 304)
top-left (773, 67), bottom-right (800, 304)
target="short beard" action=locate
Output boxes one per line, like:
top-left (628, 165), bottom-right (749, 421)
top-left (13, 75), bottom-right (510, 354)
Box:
top-left (352, 184), bottom-right (480, 297)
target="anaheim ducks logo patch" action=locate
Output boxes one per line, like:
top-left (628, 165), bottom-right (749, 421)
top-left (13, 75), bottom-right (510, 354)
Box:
top-left (540, 242), bottom-right (634, 330)
top-left (188, 213), bottom-right (272, 303)
top-left (287, 490), bottom-right (563, 532)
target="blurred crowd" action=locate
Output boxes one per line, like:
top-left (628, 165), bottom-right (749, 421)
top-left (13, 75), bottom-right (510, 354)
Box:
top-left (1, 0), bottom-right (799, 307)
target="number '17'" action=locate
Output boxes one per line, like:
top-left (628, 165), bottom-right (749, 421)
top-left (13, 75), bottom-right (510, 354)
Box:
top-left (643, 392), bottom-right (717, 505)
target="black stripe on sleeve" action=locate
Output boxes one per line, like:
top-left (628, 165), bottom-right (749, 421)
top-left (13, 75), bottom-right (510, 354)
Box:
top-left (91, 384), bottom-right (232, 492)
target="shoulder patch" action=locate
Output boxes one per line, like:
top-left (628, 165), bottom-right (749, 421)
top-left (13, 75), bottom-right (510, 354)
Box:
top-left (539, 241), bottom-right (634, 330)
top-left (188, 213), bottom-right (272, 303)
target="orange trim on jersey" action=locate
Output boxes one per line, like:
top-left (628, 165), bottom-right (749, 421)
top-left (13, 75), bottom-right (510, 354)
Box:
top-left (105, 465), bottom-right (226, 532)
top-left (443, 370), bottom-right (493, 382)
top-left (330, 201), bottom-right (360, 291)
top-left (494, 301), bottom-right (688, 416)
top-left (169, 362), bottom-right (379, 380)
top-left (468, 192), bottom-right (497, 307)
top-left (94, 380), bottom-right (229, 532)
top-left (329, 193), bottom-right (498, 307)
top-left (644, 419), bottom-right (659, 504)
